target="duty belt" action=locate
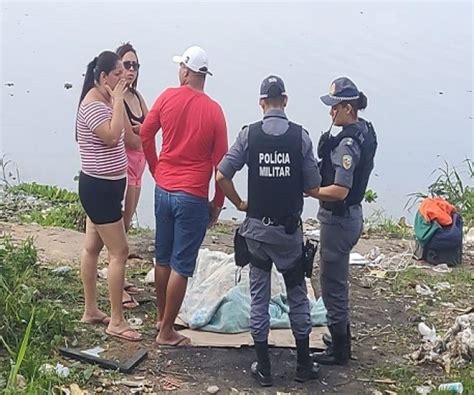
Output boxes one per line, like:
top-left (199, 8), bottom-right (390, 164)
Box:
top-left (248, 214), bottom-right (301, 234)
top-left (321, 201), bottom-right (359, 217)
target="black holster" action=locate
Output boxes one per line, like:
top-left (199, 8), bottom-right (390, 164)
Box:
top-left (234, 229), bottom-right (250, 267)
top-left (282, 215), bottom-right (302, 235)
top-left (302, 239), bottom-right (318, 278)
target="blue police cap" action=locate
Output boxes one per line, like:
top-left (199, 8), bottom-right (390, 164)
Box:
top-left (320, 77), bottom-right (360, 106)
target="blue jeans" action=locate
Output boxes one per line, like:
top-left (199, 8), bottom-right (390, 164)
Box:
top-left (154, 185), bottom-right (209, 277)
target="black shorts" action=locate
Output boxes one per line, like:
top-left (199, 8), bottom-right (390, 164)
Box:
top-left (78, 171), bottom-right (126, 225)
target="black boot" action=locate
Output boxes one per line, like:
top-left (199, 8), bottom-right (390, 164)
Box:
top-left (294, 337), bottom-right (321, 383)
top-left (322, 323), bottom-right (351, 357)
top-left (251, 341), bottom-right (273, 387)
top-left (312, 323), bottom-right (349, 366)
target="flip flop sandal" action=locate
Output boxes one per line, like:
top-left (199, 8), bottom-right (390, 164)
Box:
top-left (127, 253), bottom-right (143, 260)
top-left (156, 337), bottom-right (192, 348)
top-left (124, 283), bottom-right (140, 295)
top-left (105, 327), bottom-right (142, 342)
top-left (156, 323), bottom-right (186, 333)
top-left (122, 295), bottom-right (139, 309)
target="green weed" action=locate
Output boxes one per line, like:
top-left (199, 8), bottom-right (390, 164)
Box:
top-left (6, 182), bottom-right (86, 232)
top-left (407, 159), bottom-right (473, 228)
top-left (364, 209), bottom-right (413, 239)
top-left (0, 236), bottom-right (80, 392)
top-left (8, 182), bottom-right (79, 203)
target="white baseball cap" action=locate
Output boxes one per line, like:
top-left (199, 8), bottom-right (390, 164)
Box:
top-left (172, 46), bottom-right (213, 76)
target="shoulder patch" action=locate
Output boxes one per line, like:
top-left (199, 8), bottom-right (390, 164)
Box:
top-left (342, 154), bottom-right (353, 170)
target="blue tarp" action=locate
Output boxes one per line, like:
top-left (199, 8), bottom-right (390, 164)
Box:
top-left (180, 250), bottom-right (327, 333)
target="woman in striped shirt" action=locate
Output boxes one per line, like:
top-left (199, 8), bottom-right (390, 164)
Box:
top-left (76, 50), bottom-right (141, 341)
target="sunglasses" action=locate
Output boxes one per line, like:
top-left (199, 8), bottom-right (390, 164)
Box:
top-left (123, 61), bottom-right (140, 71)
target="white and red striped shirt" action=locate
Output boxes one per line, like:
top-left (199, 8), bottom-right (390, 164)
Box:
top-left (76, 101), bottom-right (127, 176)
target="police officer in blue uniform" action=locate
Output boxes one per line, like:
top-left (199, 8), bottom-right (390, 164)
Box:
top-left (310, 77), bottom-right (377, 366)
top-left (216, 76), bottom-right (321, 386)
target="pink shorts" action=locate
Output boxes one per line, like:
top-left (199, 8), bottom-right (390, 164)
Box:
top-left (126, 149), bottom-right (146, 187)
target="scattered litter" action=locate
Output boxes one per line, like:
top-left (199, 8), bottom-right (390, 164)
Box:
top-left (64, 82), bottom-right (73, 89)
top-left (465, 228), bottom-right (474, 243)
top-left (207, 385), bottom-right (220, 394)
top-left (418, 322), bottom-right (438, 343)
top-left (357, 324), bottom-right (391, 343)
top-left (432, 264), bottom-right (452, 273)
top-left (16, 374), bottom-right (26, 390)
top-left (370, 390), bottom-right (383, 395)
top-left (147, 245), bottom-right (155, 253)
top-left (438, 382), bottom-right (463, 394)
top-left (440, 302), bottom-right (456, 309)
top-left (70, 384), bottom-right (88, 395)
top-left (350, 252), bottom-right (369, 266)
top-left (40, 362), bottom-right (70, 378)
top-left (410, 313), bottom-right (473, 373)
top-left (304, 217), bottom-right (318, 227)
top-left (59, 346), bottom-right (147, 373)
top-left (357, 378), bottom-right (396, 384)
top-left (81, 346), bottom-right (105, 358)
top-left (367, 269), bottom-right (387, 279)
top-left (145, 267), bottom-right (155, 284)
top-left (159, 375), bottom-right (181, 391)
top-left (416, 385), bottom-right (433, 394)
top-left (454, 306), bottom-right (474, 314)
top-left (128, 317), bottom-right (143, 329)
top-left (367, 246), bottom-right (381, 261)
top-left (359, 276), bottom-right (377, 289)
top-left (56, 384), bottom-right (81, 395)
top-left (304, 229), bottom-right (320, 238)
top-left (117, 379), bottom-right (148, 388)
top-left (51, 266), bottom-right (72, 275)
top-left (366, 249), bottom-right (414, 275)
top-left (97, 268), bottom-right (108, 279)
top-left (433, 282), bottom-right (451, 291)
top-left (416, 284), bottom-right (434, 296)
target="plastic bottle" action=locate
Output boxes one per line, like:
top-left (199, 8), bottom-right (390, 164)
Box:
top-left (438, 382), bottom-right (463, 394)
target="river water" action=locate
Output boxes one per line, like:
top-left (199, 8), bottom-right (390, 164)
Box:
top-left (1, 1), bottom-right (473, 227)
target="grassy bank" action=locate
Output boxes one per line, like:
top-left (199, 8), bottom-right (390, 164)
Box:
top-left (0, 159), bottom-right (471, 393)
top-left (0, 236), bottom-right (100, 393)
top-left (1, 183), bottom-right (86, 232)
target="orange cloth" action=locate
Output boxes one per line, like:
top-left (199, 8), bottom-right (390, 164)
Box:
top-left (418, 197), bottom-right (456, 226)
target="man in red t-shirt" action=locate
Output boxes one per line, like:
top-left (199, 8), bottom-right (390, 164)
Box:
top-left (141, 46), bottom-right (228, 346)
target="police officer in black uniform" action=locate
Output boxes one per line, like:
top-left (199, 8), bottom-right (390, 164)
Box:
top-left (310, 77), bottom-right (377, 366)
top-left (216, 76), bottom-right (321, 386)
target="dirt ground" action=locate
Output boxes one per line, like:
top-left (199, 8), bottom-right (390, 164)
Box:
top-left (1, 221), bottom-right (472, 394)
